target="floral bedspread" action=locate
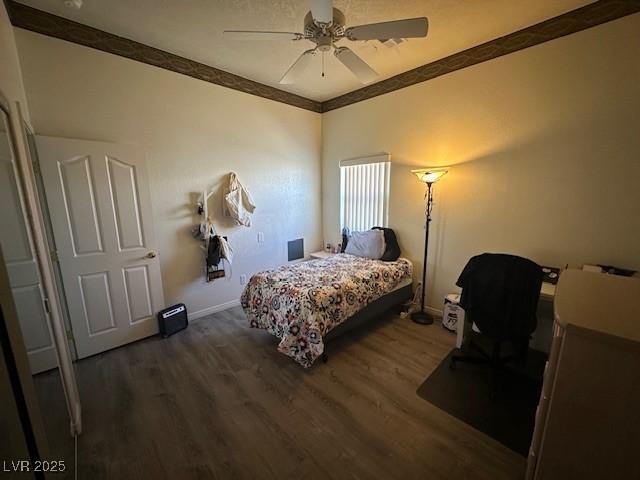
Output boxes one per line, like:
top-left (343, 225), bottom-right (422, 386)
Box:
top-left (241, 254), bottom-right (412, 367)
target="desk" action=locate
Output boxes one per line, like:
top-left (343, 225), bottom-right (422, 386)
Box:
top-left (540, 282), bottom-right (556, 300)
top-left (455, 282), bottom-right (556, 350)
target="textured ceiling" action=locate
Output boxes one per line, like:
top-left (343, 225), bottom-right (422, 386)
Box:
top-left (16, 0), bottom-right (595, 101)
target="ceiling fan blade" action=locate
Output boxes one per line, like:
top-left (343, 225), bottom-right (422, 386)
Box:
top-left (223, 30), bottom-right (302, 41)
top-left (280, 49), bottom-right (316, 84)
top-left (346, 17), bottom-right (428, 41)
top-left (310, 0), bottom-right (333, 24)
top-left (334, 47), bottom-right (378, 84)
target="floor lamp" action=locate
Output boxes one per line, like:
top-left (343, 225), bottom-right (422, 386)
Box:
top-left (410, 168), bottom-right (448, 325)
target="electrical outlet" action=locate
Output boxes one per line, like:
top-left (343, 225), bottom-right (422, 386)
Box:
top-left (239, 274), bottom-right (247, 285)
top-left (257, 232), bottom-right (264, 244)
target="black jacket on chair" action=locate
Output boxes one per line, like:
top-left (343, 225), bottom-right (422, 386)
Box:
top-left (456, 253), bottom-right (543, 343)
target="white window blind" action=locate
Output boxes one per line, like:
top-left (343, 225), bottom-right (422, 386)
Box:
top-left (340, 154), bottom-right (391, 231)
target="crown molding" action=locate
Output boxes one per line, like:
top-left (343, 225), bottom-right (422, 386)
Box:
top-left (322, 0), bottom-right (640, 112)
top-left (7, 0), bottom-right (640, 114)
top-left (5, 1), bottom-right (322, 113)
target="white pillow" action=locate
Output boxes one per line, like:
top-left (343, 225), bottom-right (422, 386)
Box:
top-left (344, 229), bottom-right (386, 259)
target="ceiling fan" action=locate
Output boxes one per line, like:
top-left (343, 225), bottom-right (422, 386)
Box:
top-left (223, 0), bottom-right (428, 85)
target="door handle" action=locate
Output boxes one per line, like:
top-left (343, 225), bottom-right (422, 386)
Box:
top-left (146, 251), bottom-right (157, 259)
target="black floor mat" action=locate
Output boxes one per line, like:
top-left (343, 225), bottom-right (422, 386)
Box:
top-left (416, 348), bottom-right (546, 456)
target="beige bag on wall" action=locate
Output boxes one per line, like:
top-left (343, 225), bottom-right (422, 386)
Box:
top-left (223, 171), bottom-right (256, 227)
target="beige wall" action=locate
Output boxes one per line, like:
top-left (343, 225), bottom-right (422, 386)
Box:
top-left (0, 3), bottom-right (28, 114)
top-left (12, 13), bottom-right (640, 318)
top-left (15, 29), bottom-right (323, 317)
top-left (322, 14), bottom-right (640, 312)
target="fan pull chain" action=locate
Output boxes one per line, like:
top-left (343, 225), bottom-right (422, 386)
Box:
top-left (322, 51), bottom-right (325, 77)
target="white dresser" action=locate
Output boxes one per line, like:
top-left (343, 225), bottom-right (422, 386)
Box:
top-left (526, 270), bottom-right (640, 479)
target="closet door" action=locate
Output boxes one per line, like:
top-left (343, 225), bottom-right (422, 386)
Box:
top-left (37, 137), bottom-right (165, 358)
top-left (0, 107), bottom-right (57, 373)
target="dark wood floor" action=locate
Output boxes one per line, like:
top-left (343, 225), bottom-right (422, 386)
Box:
top-left (35, 306), bottom-right (525, 479)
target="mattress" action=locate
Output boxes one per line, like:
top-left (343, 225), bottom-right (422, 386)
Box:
top-left (392, 270), bottom-right (413, 291)
top-left (241, 253), bottom-right (413, 367)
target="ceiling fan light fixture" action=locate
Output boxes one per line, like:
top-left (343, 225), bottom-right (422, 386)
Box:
top-left (225, 1), bottom-right (428, 85)
top-left (316, 36), bottom-right (333, 52)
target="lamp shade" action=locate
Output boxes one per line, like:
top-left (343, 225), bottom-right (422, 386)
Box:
top-left (411, 168), bottom-right (448, 184)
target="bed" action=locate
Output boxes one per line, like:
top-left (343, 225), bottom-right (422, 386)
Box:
top-left (241, 253), bottom-right (413, 367)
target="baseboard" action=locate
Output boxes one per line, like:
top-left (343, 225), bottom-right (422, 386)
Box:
top-left (425, 306), bottom-right (444, 318)
top-left (188, 299), bottom-right (241, 321)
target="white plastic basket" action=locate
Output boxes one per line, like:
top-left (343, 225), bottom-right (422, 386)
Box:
top-left (443, 293), bottom-right (464, 333)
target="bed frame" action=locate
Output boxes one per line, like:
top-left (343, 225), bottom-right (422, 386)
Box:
top-left (321, 284), bottom-right (413, 362)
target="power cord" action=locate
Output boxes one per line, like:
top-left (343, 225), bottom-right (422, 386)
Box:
top-left (400, 281), bottom-right (422, 319)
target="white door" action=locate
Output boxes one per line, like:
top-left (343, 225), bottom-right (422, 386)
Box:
top-left (37, 137), bottom-right (164, 358)
top-left (0, 121), bottom-right (57, 373)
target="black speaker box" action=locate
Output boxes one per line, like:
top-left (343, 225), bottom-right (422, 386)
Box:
top-left (158, 303), bottom-right (188, 337)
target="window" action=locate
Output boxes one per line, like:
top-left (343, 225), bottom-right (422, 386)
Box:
top-left (340, 154), bottom-right (391, 231)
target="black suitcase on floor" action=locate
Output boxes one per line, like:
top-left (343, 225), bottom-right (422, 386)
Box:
top-left (158, 303), bottom-right (188, 337)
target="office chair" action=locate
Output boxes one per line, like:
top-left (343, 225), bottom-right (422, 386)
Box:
top-left (450, 253), bottom-right (543, 396)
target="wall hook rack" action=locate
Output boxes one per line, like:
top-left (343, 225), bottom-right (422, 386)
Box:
top-left (199, 189), bottom-right (215, 221)
top-left (193, 189), bottom-right (230, 282)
